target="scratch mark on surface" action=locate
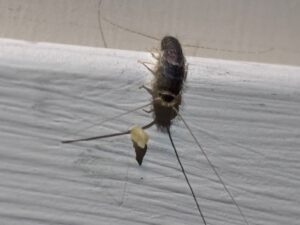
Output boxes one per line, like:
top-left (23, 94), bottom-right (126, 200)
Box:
top-left (118, 146), bottom-right (131, 207)
top-left (184, 43), bottom-right (274, 54)
top-left (101, 15), bottom-right (273, 55)
top-left (102, 16), bottom-right (160, 41)
top-left (97, 0), bottom-right (107, 48)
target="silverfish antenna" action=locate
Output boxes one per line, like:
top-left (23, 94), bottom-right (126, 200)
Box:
top-left (65, 102), bottom-right (153, 139)
top-left (167, 127), bottom-right (207, 225)
top-left (62, 120), bottom-right (155, 144)
top-left (173, 107), bottom-right (250, 225)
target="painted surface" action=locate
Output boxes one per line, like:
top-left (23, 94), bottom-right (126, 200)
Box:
top-left (0, 0), bottom-right (299, 65)
top-left (0, 39), bottom-right (299, 224)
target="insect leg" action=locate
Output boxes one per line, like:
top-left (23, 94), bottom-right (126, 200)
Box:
top-left (150, 50), bottom-right (160, 60)
top-left (143, 108), bottom-right (153, 113)
top-left (139, 85), bottom-right (153, 95)
top-left (137, 60), bottom-right (155, 65)
top-left (146, 47), bottom-right (160, 60)
top-left (151, 52), bottom-right (159, 60)
top-left (138, 60), bottom-right (156, 75)
top-left (184, 63), bottom-right (189, 80)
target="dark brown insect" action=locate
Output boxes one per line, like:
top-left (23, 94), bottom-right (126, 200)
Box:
top-left (140, 36), bottom-right (187, 131)
top-left (62, 36), bottom-right (188, 165)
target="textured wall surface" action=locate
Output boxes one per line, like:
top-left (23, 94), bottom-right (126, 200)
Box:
top-left (0, 0), bottom-right (299, 65)
top-left (0, 39), bottom-right (299, 225)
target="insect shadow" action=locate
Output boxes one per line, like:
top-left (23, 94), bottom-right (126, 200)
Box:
top-left (62, 36), bottom-right (249, 225)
